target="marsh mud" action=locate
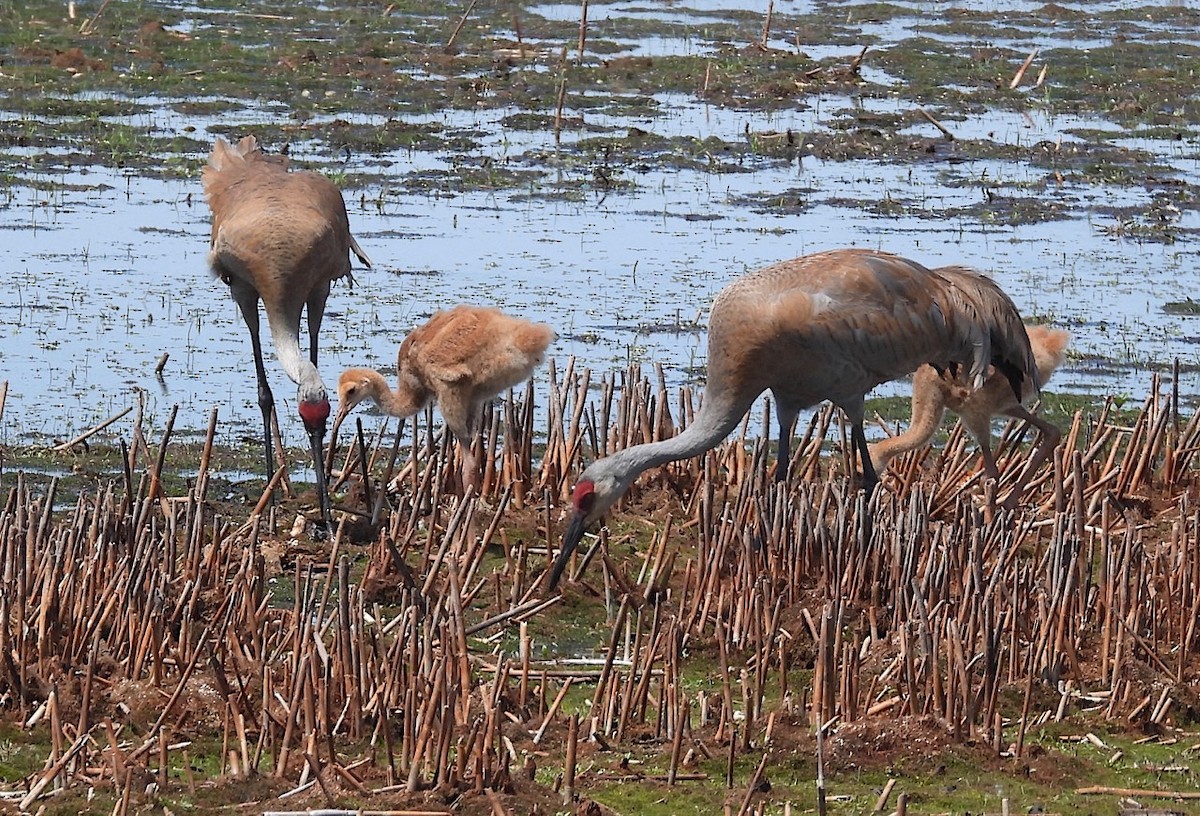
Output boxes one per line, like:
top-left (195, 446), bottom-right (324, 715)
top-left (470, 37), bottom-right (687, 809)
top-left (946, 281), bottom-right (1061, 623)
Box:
top-left (2, 0), bottom-right (1200, 451)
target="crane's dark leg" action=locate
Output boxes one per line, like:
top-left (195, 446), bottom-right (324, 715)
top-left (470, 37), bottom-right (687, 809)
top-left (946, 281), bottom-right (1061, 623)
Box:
top-left (852, 420), bottom-right (878, 545)
top-left (852, 422), bottom-right (879, 498)
top-left (305, 288), bottom-right (333, 536)
top-left (839, 399), bottom-right (877, 498)
top-left (232, 287), bottom-right (277, 487)
top-left (775, 403), bottom-right (800, 483)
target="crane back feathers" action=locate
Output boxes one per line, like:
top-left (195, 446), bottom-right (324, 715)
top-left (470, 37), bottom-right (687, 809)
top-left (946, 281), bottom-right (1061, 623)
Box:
top-left (203, 136), bottom-right (371, 303)
top-left (709, 250), bottom-right (1037, 418)
top-left (397, 305), bottom-right (557, 403)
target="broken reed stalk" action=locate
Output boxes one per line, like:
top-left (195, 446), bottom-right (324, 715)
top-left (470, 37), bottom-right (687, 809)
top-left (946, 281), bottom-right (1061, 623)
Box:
top-left (917, 107), bottom-right (955, 141)
top-left (737, 751), bottom-right (770, 816)
top-left (1009, 47), bottom-right (1039, 88)
top-left (269, 408), bottom-right (295, 499)
top-left (553, 74), bottom-right (568, 144)
top-left (562, 713), bottom-right (579, 804)
top-left (444, 0), bottom-right (479, 50)
top-left (51, 405), bottom-right (133, 451)
top-left (77, 0), bottom-right (112, 34)
top-left (577, 0), bottom-right (588, 61)
top-left (760, 0), bottom-right (774, 48)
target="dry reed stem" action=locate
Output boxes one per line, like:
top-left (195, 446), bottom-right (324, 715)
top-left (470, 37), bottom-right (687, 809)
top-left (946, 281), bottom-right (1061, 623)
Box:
top-left (917, 108), bottom-right (955, 140)
top-left (3, 361), bottom-right (1200, 812)
top-left (577, 0), bottom-right (588, 61)
top-left (1010, 48), bottom-right (1039, 88)
top-left (444, 0), bottom-right (479, 50)
top-left (52, 405), bottom-right (133, 451)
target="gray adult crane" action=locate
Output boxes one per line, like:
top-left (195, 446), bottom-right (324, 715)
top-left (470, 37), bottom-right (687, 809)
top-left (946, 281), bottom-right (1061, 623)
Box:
top-left (334, 304), bottom-right (556, 493)
top-left (203, 135), bottom-right (371, 534)
top-left (548, 248), bottom-right (1038, 588)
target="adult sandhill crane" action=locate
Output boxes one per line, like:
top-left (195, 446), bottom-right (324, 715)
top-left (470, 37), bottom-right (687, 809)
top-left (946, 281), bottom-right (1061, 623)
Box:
top-left (868, 324), bottom-right (1070, 509)
top-left (202, 135), bottom-right (371, 534)
top-left (333, 305), bottom-right (556, 493)
top-left (548, 248), bottom-right (1037, 588)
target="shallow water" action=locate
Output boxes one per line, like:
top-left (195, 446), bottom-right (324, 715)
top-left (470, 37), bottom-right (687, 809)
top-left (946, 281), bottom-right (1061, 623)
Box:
top-left (2, 0), bottom-right (1198, 454)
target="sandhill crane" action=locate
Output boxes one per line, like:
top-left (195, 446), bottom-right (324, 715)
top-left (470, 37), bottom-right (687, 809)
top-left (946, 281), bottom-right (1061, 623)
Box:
top-left (869, 324), bottom-right (1070, 508)
top-left (547, 248), bottom-right (1037, 588)
top-left (333, 305), bottom-right (556, 493)
top-left (202, 135), bottom-right (371, 534)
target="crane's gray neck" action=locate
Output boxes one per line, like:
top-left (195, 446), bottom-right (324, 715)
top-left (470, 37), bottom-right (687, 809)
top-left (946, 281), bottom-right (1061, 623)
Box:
top-left (269, 315), bottom-right (325, 401)
top-left (600, 390), bottom-right (751, 480)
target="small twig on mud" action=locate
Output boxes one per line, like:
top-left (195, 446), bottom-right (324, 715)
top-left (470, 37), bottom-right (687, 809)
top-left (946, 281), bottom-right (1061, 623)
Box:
top-left (1009, 47), bottom-right (1038, 89)
top-left (1076, 785), bottom-right (1200, 799)
top-left (918, 107), bottom-right (956, 141)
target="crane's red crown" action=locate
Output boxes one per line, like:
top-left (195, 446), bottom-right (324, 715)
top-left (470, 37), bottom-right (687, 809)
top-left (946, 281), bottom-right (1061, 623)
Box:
top-left (572, 480), bottom-right (596, 514)
top-left (298, 398), bottom-right (331, 430)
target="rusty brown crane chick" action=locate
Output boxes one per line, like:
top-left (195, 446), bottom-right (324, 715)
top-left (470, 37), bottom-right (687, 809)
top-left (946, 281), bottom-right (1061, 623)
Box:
top-left (869, 324), bottom-right (1070, 509)
top-left (203, 135), bottom-right (371, 534)
top-left (334, 305), bottom-right (556, 493)
top-left (549, 248), bottom-right (1038, 588)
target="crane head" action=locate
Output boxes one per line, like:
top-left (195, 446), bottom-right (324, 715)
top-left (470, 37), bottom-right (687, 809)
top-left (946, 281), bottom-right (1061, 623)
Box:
top-left (297, 393), bottom-right (333, 538)
top-left (335, 369), bottom-right (377, 417)
top-left (298, 395), bottom-right (331, 433)
top-left (547, 463), bottom-right (632, 589)
top-left (330, 368), bottom-right (386, 457)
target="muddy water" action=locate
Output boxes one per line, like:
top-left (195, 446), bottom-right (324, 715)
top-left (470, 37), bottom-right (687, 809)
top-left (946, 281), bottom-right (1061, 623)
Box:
top-left (1, 0), bottom-right (1198, 453)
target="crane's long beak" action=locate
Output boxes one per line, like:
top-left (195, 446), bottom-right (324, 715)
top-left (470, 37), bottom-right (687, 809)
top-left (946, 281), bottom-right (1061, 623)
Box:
top-left (547, 510), bottom-right (589, 589)
top-left (307, 423), bottom-right (332, 539)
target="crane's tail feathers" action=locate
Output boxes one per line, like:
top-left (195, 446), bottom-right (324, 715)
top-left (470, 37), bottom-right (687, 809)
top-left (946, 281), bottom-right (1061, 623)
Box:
top-left (206, 135), bottom-right (257, 171)
top-left (205, 135), bottom-right (288, 175)
top-left (350, 235), bottom-right (372, 269)
top-left (936, 265), bottom-right (1038, 403)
